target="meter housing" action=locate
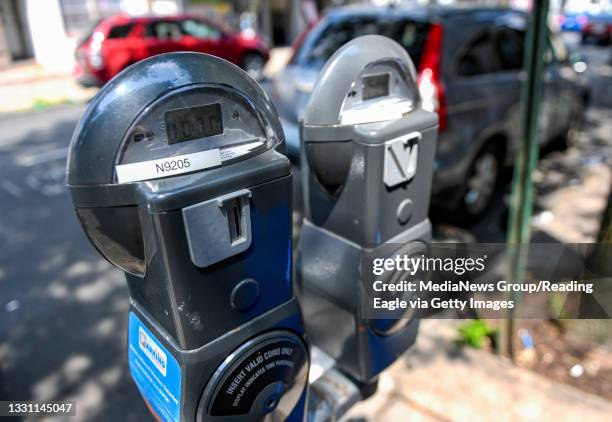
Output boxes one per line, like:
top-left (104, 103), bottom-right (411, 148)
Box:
top-left (298, 36), bottom-right (438, 383)
top-left (67, 52), bottom-right (309, 422)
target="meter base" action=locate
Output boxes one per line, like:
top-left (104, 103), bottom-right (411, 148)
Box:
top-left (129, 297), bottom-right (308, 422)
top-left (297, 219), bottom-right (429, 383)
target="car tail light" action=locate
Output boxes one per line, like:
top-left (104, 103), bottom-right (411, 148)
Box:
top-left (88, 51), bottom-right (104, 69)
top-left (418, 23), bottom-right (446, 130)
top-left (87, 31), bottom-right (105, 69)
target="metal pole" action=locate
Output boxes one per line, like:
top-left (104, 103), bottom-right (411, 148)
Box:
top-left (499, 0), bottom-right (550, 358)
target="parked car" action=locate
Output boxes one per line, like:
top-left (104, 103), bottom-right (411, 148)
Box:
top-left (74, 14), bottom-right (269, 86)
top-left (558, 12), bottom-right (590, 32)
top-left (272, 5), bottom-right (590, 222)
top-left (581, 12), bottom-right (612, 44)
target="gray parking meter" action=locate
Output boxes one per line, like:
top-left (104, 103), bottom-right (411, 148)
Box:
top-left (297, 36), bottom-right (438, 384)
top-left (67, 53), bottom-right (309, 422)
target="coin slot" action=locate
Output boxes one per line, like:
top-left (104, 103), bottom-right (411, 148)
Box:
top-left (227, 198), bottom-right (242, 244)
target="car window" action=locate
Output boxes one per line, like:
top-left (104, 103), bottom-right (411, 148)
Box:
top-left (107, 23), bottom-right (134, 39)
top-left (303, 16), bottom-right (380, 68)
top-left (144, 20), bottom-right (182, 41)
top-left (457, 31), bottom-right (498, 77)
top-left (494, 27), bottom-right (525, 71)
top-left (180, 19), bottom-right (221, 40)
top-left (392, 20), bottom-right (430, 69)
top-left (295, 16), bottom-right (429, 69)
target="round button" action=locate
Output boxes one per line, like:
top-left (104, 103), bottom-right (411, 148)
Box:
top-left (230, 279), bottom-right (260, 312)
top-left (396, 199), bottom-right (413, 225)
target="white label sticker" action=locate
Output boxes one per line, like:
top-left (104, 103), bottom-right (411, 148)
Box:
top-left (220, 141), bottom-right (264, 161)
top-left (115, 149), bottom-right (222, 183)
top-left (340, 99), bottom-right (414, 125)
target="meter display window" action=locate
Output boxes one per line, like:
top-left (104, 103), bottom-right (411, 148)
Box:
top-left (362, 73), bottom-right (390, 100)
top-left (165, 103), bottom-right (223, 144)
top-left (338, 61), bottom-right (420, 125)
top-left (114, 86), bottom-right (279, 183)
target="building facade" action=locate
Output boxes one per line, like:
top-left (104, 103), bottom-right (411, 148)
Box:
top-left (0, 0), bottom-right (184, 70)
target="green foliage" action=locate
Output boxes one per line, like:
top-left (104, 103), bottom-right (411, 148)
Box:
top-left (31, 97), bottom-right (72, 111)
top-left (457, 319), bottom-right (496, 349)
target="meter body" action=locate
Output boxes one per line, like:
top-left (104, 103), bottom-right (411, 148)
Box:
top-left (67, 53), bottom-right (309, 422)
top-left (297, 36), bottom-right (438, 383)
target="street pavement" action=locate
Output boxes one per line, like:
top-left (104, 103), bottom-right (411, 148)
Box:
top-left (0, 104), bottom-right (148, 420)
top-left (0, 40), bottom-right (610, 421)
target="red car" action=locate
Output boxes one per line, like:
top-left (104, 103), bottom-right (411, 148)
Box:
top-left (74, 14), bottom-right (269, 86)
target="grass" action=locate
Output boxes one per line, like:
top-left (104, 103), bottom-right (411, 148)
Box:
top-left (31, 97), bottom-right (74, 111)
top-left (457, 319), bottom-right (497, 349)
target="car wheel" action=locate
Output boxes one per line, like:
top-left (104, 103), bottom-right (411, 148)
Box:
top-left (457, 144), bottom-right (501, 222)
top-left (241, 53), bottom-right (266, 81)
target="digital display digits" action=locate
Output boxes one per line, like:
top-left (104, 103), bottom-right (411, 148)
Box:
top-left (165, 103), bottom-right (223, 144)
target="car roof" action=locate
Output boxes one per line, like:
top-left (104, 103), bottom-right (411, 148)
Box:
top-left (324, 4), bottom-right (525, 22)
top-left (94, 13), bottom-right (230, 35)
top-left (100, 13), bottom-right (220, 26)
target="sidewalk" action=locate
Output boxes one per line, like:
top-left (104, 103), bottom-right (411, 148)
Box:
top-left (0, 48), bottom-right (293, 114)
top-left (342, 320), bottom-right (612, 422)
top-left (0, 61), bottom-right (96, 113)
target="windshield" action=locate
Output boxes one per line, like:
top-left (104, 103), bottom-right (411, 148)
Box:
top-left (292, 14), bottom-right (431, 70)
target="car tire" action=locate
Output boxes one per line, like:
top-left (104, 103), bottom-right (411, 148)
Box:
top-left (454, 143), bottom-right (502, 224)
top-left (241, 53), bottom-right (266, 81)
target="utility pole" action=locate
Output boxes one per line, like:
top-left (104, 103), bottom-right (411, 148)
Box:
top-left (499, 0), bottom-right (551, 358)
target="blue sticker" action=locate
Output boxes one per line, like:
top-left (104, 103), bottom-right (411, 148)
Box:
top-left (128, 312), bottom-right (182, 422)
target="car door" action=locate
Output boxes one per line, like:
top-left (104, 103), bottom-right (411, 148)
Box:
top-left (490, 24), bottom-right (526, 147)
top-left (143, 19), bottom-right (183, 57)
top-left (101, 22), bottom-right (137, 77)
top-left (539, 36), bottom-right (561, 144)
top-left (542, 33), bottom-right (575, 141)
top-left (446, 27), bottom-right (507, 157)
top-left (491, 23), bottom-right (555, 146)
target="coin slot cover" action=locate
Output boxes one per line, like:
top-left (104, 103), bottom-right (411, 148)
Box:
top-left (183, 189), bottom-right (252, 268)
top-left (383, 132), bottom-right (421, 188)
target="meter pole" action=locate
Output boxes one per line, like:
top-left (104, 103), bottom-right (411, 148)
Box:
top-left (500, 0), bottom-right (550, 358)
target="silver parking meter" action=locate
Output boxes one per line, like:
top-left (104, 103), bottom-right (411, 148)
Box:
top-left (67, 53), bottom-right (309, 422)
top-left (297, 36), bottom-right (438, 384)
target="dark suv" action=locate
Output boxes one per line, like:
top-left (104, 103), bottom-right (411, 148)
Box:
top-left (272, 6), bottom-right (589, 220)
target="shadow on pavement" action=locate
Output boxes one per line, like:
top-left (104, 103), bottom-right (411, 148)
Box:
top-left (0, 106), bottom-right (149, 421)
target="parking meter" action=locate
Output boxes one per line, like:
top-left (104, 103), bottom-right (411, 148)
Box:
top-left (297, 36), bottom-right (438, 384)
top-left (67, 53), bottom-right (309, 422)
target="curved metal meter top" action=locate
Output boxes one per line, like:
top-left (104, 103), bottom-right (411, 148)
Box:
top-left (67, 52), bottom-right (284, 186)
top-left (303, 35), bottom-right (421, 127)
